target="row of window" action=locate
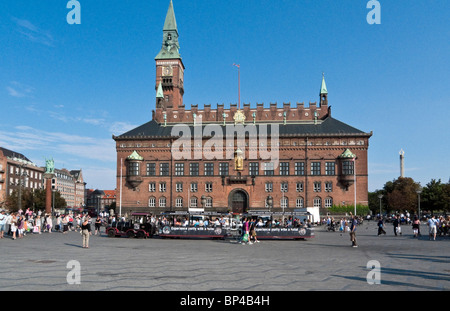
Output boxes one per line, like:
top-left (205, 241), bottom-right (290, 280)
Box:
top-left (129, 161), bottom-right (355, 177)
top-left (147, 196), bottom-right (333, 209)
top-left (149, 181), bottom-right (334, 193)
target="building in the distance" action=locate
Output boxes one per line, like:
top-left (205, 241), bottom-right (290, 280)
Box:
top-left (113, 1), bottom-right (372, 216)
top-left (53, 168), bottom-right (86, 209)
top-left (85, 189), bottom-right (116, 215)
top-left (0, 147), bottom-right (45, 210)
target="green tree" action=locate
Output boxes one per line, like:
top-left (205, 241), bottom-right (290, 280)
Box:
top-left (422, 179), bottom-right (449, 214)
top-left (384, 177), bottom-right (420, 214)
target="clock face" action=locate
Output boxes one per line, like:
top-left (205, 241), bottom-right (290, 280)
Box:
top-left (162, 66), bottom-right (173, 76)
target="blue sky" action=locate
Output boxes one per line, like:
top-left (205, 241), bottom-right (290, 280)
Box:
top-left (0, 0), bottom-right (449, 192)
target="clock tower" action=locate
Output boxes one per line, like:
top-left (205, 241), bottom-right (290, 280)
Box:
top-left (155, 0), bottom-right (185, 110)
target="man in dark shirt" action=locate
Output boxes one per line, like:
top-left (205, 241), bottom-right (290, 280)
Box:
top-left (350, 215), bottom-right (358, 248)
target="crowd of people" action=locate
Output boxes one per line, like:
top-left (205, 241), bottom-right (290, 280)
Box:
top-left (0, 208), bottom-right (105, 242)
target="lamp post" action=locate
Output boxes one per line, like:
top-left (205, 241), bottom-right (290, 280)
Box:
top-left (416, 187), bottom-right (422, 220)
top-left (377, 194), bottom-right (383, 216)
top-left (267, 195), bottom-right (273, 227)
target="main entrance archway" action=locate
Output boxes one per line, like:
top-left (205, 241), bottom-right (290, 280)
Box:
top-left (228, 189), bottom-right (249, 214)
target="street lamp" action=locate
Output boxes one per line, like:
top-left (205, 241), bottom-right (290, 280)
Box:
top-left (416, 187), bottom-right (422, 220)
top-left (377, 194), bottom-right (383, 216)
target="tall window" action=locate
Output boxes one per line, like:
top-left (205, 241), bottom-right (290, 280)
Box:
top-left (296, 182), bottom-right (304, 192)
top-left (148, 182), bottom-right (156, 192)
top-left (160, 163), bottom-right (169, 176)
top-left (205, 182), bottom-right (213, 193)
top-left (296, 197), bottom-right (304, 208)
top-left (325, 162), bottom-right (335, 175)
top-left (311, 162), bottom-right (321, 176)
top-left (175, 163), bottom-right (184, 176)
top-left (176, 182), bottom-right (183, 192)
top-left (281, 197), bottom-right (288, 209)
top-left (265, 182), bottom-right (273, 192)
top-left (204, 163), bottom-right (214, 176)
top-left (280, 162), bottom-right (289, 176)
top-left (128, 162), bottom-right (139, 176)
top-left (219, 162), bottom-right (229, 176)
top-left (313, 182), bottom-right (321, 192)
top-left (342, 161), bottom-right (354, 175)
top-left (190, 197), bottom-right (198, 208)
top-left (281, 182), bottom-right (288, 193)
top-left (249, 162), bottom-right (259, 176)
top-left (325, 197), bottom-right (333, 208)
top-left (313, 197), bottom-right (322, 208)
top-left (175, 197), bottom-right (183, 208)
top-left (295, 162), bottom-right (305, 176)
top-left (325, 182), bottom-right (333, 192)
top-left (159, 197), bottom-right (166, 208)
top-left (146, 163), bottom-right (156, 176)
top-left (205, 197), bottom-right (213, 208)
top-left (190, 163), bottom-right (199, 176)
top-left (159, 182), bottom-right (166, 192)
top-left (148, 197), bottom-right (156, 208)
top-left (190, 182), bottom-right (198, 192)
top-left (264, 162), bottom-right (274, 176)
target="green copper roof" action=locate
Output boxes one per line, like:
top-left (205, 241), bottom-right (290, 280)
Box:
top-left (156, 81), bottom-right (164, 98)
top-left (163, 0), bottom-right (177, 31)
top-left (127, 150), bottom-right (144, 161)
top-left (320, 73), bottom-right (328, 95)
top-left (339, 149), bottom-right (356, 159)
top-left (155, 1), bottom-right (181, 60)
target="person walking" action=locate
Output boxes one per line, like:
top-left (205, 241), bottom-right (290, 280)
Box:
top-left (81, 216), bottom-right (92, 248)
top-left (10, 213), bottom-right (18, 240)
top-left (377, 217), bottom-right (386, 236)
top-left (0, 210), bottom-right (7, 239)
top-left (412, 215), bottom-right (421, 238)
top-left (249, 218), bottom-right (259, 243)
top-left (393, 215), bottom-right (401, 236)
top-left (94, 216), bottom-right (102, 236)
top-left (349, 215), bottom-right (358, 247)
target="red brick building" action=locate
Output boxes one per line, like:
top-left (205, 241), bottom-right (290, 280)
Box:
top-left (113, 1), bottom-right (372, 216)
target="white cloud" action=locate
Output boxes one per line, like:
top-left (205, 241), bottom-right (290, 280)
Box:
top-left (6, 81), bottom-right (34, 98)
top-left (12, 17), bottom-right (55, 47)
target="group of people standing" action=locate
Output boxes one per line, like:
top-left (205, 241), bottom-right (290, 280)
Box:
top-left (377, 214), bottom-right (448, 240)
top-left (0, 210), bottom-right (54, 240)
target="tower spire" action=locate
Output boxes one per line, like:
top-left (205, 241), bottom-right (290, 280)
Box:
top-left (320, 73), bottom-right (328, 106)
top-left (155, 0), bottom-right (181, 60)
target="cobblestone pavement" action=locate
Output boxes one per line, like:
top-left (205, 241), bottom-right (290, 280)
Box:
top-left (0, 221), bottom-right (449, 291)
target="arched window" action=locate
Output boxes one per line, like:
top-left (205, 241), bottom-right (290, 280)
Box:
top-left (175, 197), bottom-right (183, 208)
top-left (148, 197), bottom-right (156, 208)
top-left (281, 197), bottom-right (288, 209)
top-left (313, 197), bottom-right (322, 208)
top-left (296, 197), bottom-right (304, 208)
top-left (159, 197), bottom-right (166, 208)
top-left (325, 197), bottom-right (333, 208)
top-left (205, 197), bottom-right (213, 208)
top-left (190, 196), bottom-right (198, 208)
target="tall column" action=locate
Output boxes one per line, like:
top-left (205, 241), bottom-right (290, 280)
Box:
top-left (44, 173), bottom-right (54, 214)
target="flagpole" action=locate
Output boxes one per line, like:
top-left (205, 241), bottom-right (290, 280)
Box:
top-left (120, 158), bottom-right (123, 218)
top-left (233, 63), bottom-right (240, 110)
top-left (354, 157), bottom-right (356, 216)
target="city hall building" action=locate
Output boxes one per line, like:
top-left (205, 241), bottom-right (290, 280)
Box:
top-left (113, 1), bottom-right (372, 216)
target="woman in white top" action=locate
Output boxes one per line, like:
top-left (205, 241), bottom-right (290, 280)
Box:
top-left (35, 215), bottom-right (42, 234)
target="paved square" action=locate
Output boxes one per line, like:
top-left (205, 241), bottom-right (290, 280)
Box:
top-left (0, 221), bottom-right (448, 291)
